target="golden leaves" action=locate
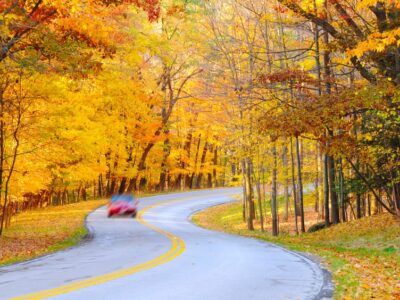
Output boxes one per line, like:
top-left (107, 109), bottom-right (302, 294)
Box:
top-left (347, 29), bottom-right (400, 59)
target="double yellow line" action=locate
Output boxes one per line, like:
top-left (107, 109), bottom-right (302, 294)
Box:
top-left (13, 200), bottom-right (186, 300)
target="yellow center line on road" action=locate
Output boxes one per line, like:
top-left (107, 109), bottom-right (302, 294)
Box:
top-left (12, 199), bottom-right (187, 300)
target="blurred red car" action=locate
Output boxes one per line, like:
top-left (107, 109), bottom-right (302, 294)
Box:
top-left (108, 194), bottom-right (138, 218)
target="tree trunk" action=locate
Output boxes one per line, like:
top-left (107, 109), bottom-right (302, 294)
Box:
top-left (118, 177), bottom-right (127, 194)
top-left (356, 194), bottom-right (362, 219)
top-left (126, 178), bottom-right (136, 193)
top-left (109, 178), bottom-right (117, 196)
top-left (190, 134), bottom-right (202, 189)
top-left (207, 173), bottom-right (212, 188)
top-left (328, 155), bottom-right (340, 224)
top-left (158, 135), bottom-right (171, 192)
top-left (212, 146), bottom-right (218, 187)
top-left (290, 137), bottom-right (299, 234)
top-left (255, 175), bottom-right (264, 232)
top-left (196, 141), bottom-right (208, 189)
top-left (271, 144), bottom-right (279, 236)
top-left (324, 153), bottom-right (330, 226)
top-left (179, 132), bottom-right (193, 190)
top-left (338, 158), bottom-right (346, 222)
top-left (393, 182), bottom-right (400, 217)
top-left (246, 158), bottom-right (255, 230)
top-left (241, 159), bottom-right (247, 222)
top-left (367, 193), bottom-right (371, 216)
top-left (295, 137), bottom-right (305, 233)
top-left (282, 144), bottom-right (289, 221)
top-left (322, 23), bottom-right (335, 226)
top-left (98, 174), bottom-right (103, 198)
top-left (319, 151), bottom-right (324, 219)
top-left (315, 143), bottom-right (320, 213)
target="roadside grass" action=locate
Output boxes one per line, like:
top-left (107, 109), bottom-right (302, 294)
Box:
top-left (0, 199), bottom-right (107, 266)
top-left (192, 199), bottom-right (400, 299)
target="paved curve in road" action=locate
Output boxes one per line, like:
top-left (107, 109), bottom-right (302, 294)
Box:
top-left (0, 188), bottom-right (331, 300)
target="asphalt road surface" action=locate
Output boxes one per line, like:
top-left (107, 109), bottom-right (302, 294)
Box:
top-left (0, 188), bottom-right (331, 300)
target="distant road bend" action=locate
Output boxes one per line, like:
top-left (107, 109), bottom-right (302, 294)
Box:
top-left (0, 188), bottom-right (330, 300)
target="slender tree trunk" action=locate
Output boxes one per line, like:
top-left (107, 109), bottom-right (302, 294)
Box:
top-left (367, 193), bottom-right (371, 216)
top-left (324, 153), bottom-right (330, 226)
top-left (338, 158), bottom-right (346, 222)
top-left (206, 145), bottom-right (215, 188)
top-left (176, 132), bottom-right (192, 190)
top-left (290, 138), bottom-right (299, 234)
top-left (295, 137), bottom-right (305, 233)
top-left (246, 158), bottom-right (256, 222)
top-left (319, 151), bottom-right (324, 219)
top-left (363, 194), bottom-right (367, 217)
top-left (126, 177), bottom-right (136, 193)
top-left (356, 194), bottom-right (362, 219)
top-left (207, 173), bottom-right (212, 188)
top-left (98, 174), bottom-right (103, 198)
top-left (118, 177), bottom-right (127, 194)
top-left (322, 20), bottom-right (338, 225)
top-left (255, 167), bottom-right (264, 232)
top-left (271, 144), bottom-right (279, 236)
top-left (183, 133), bottom-right (193, 189)
top-left (315, 143), bottom-right (320, 213)
top-left (393, 182), bottom-right (400, 217)
top-left (0, 111), bottom-right (4, 235)
top-left (212, 146), bottom-right (218, 187)
top-left (110, 177), bottom-right (117, 195)
top-left (190, 134), bottom-right (202, 189)
top-left (158, 134), bottom-right (171, 192)
top-left (328, 155), bottom-right (340, 224)
top-left (241, 159), bottom-right (247, 222)
top-left (135, 142), bottom-right (155, 190)
top-left (313, 6), bottom-right (324, 220)
top-left (0, 85), bottom-right (8, 235)
top-left (196, 141), bottom-right (208, 189)
top-left (220, 150), bottom-right (227, 187)
top-left (0, 101), bottom-right (21, 235)
top-left (282, 144), bottom-right (289, 221)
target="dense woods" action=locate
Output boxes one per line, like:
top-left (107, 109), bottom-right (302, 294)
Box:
top-left (0, 0), bottom-right (399, 236)
top-left (203, 0), bottom-right (400, 234)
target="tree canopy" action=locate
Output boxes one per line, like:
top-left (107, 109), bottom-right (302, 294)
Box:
top-left (0, 0), bottom-right (399, 235)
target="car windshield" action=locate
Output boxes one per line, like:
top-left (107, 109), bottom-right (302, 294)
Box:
top-left (111, 194), bottom-right (134, 203)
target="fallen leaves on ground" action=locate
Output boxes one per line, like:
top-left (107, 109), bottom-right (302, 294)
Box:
top-left (0, 200), bottom-right (107, 266)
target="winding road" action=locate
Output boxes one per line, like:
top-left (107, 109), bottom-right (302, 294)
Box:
top-left (0, 188), bottom-right (332, 300)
